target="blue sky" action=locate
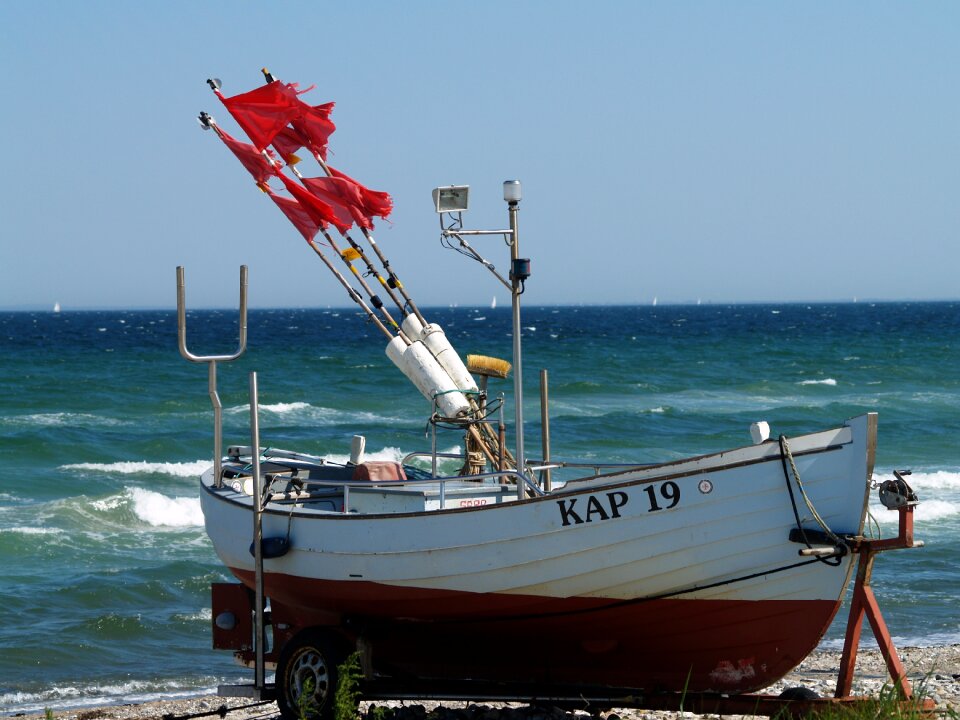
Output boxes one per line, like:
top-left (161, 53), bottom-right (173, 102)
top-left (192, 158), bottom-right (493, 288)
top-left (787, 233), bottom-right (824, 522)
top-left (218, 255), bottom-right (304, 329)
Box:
top-left (1, 2), bottom-right (957, 309)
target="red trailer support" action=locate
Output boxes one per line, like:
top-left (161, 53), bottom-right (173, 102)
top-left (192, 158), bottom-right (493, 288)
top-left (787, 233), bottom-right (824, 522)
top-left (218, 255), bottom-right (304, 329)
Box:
top-left (836, 500), bottom-right (929, 705)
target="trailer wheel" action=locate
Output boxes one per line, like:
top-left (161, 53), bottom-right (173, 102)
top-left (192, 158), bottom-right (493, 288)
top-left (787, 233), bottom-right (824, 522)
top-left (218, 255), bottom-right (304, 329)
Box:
top-left (779, 686), bottom-right (820, 701)
top-left (276, 629), bottom-right (344, 720)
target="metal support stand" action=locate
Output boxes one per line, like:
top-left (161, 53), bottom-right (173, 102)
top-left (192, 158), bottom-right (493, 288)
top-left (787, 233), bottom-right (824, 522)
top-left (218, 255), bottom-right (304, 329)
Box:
top-left (836, 503), bottom-right (927, 703)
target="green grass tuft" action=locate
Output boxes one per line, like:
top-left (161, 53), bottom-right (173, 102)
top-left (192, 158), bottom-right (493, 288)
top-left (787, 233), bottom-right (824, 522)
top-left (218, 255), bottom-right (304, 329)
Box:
top-left (334, 652), bottom-right (364, 720)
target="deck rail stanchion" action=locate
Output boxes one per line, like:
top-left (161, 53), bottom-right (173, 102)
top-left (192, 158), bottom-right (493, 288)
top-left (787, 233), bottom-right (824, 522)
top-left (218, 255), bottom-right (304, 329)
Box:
top-left (540, 369), bottom-right (552, 492)
top-left (248, 371), bottom-right (267, 696)
top-left (176, 265), bottom-right (248, 487)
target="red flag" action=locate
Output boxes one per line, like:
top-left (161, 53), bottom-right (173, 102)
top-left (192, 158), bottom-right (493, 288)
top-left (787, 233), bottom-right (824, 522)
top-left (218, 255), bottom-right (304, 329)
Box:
top-left (293, 101), bottom-right (336, 158)
top-left (266, 189), bottom-right (320, 243)
top-left (219, 81), bottom-right (302, 151)
top-left (272, 101), bottom-right (336, 162)
top-left (276, 172), bottom-right (351, 234)
top-left (301, 177), bottom-right (361, 231)
top-left (330, 166), bottom-right (393, 220)
top-left (217, 129), bottom-right (278, 185)
top-left (307, 166), bottom-right (393, 229)
top-left (271, 126), bottom-right (310, 163)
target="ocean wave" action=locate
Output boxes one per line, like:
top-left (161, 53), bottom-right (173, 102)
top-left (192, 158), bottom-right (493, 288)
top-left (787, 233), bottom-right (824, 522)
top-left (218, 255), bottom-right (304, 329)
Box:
top-left (258, 401), bottom-right (311, 413)
top-left (893, 469), bottom-right (960, 491)
top-left (912, 499), bottom-right (960, 522)
top-left (0, 676), bottom-right (237, 714)
top-left (127, 487), bottom-right (204, 528)
top-left (1, 412), bottom-right (126, 428)
top-left (820, 630), bottom-right (960, 651)
top-left (797, 378), bottom-right (838, 386)
top-left (0, 526), bottom-right (64, 536)
top-left (61, 460), bottom-right (211, 478)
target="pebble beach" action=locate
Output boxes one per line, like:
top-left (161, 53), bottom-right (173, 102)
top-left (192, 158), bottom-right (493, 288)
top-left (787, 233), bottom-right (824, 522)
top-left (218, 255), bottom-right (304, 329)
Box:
top-left (10, 646), bottom-right (958, 720)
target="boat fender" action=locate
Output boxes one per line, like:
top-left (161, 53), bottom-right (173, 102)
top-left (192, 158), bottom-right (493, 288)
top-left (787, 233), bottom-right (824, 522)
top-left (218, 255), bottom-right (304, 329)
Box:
top-left (248, 536), bottom-right (290, 559)
top-left (421, 323), bottom-right (480, 393)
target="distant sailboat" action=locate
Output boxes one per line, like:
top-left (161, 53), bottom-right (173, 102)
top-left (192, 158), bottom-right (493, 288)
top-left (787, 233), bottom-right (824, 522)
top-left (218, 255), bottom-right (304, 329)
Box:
top-left (652, 296), bottom-right (658, 307)
top-left (491, 296), bottom-right (497, 309)
top-left (53, 302), bottom-right (61, 313)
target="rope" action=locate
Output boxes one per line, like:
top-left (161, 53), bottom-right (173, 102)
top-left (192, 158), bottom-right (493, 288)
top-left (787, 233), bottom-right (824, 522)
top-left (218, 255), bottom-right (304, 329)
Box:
top-left (778, 434), bottom-right (844, 566)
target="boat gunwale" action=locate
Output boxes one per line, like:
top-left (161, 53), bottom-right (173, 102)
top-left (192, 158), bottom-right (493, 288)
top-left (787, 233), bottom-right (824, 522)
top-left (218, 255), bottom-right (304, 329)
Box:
top-left (200, 432), bottom-right (853, 521)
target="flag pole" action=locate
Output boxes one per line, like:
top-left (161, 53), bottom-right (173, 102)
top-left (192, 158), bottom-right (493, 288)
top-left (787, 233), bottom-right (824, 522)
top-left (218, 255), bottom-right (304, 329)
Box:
top-left (205, 75), bottom-right (516, 472)
top-left (199, 113), bottom-right (397, 343)
top-left (204, 82), bottom-right (413, 342)
top-left (285, 164), bottom-right (410, 339)
top-left (261, 69), bottom-right (428, 328)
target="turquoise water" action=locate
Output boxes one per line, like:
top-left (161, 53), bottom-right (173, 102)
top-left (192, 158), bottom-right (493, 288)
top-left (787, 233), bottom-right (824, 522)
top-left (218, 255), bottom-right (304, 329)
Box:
top-left (1, 302), bottom-right (958, 712)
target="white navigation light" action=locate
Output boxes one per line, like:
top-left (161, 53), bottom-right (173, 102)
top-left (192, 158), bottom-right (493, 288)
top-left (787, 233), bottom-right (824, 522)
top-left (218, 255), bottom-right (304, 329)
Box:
top-left (503, 179), bottom-right (522, 204)
top-left (433, 185), bottom-right (470, 214)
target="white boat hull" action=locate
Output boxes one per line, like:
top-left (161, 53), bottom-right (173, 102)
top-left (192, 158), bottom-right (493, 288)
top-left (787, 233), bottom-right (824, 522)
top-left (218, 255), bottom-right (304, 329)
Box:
top-left (201, 414), bottom-right (875, 693)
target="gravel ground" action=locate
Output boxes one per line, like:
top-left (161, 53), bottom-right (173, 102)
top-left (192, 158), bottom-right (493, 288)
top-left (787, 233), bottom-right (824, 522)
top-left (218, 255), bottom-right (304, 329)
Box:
top-left (11, 646), bottom-right (959, 720)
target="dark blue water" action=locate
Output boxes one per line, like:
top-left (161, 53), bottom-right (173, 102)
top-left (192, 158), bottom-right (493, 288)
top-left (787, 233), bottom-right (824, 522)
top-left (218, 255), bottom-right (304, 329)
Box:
top-left (1, 302), bottom-right (958, 712)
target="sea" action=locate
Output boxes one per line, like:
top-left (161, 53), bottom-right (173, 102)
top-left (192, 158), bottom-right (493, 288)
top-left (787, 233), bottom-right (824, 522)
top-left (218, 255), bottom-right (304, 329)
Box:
top-left (1, 302), bottom-right (958, 713)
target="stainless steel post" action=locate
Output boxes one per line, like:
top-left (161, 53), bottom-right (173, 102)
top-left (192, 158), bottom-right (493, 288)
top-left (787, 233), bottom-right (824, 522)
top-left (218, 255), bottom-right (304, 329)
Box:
top-left (249, 372), bottom-right (265, 693)
top-left (209, 361), bottom-right (222, 483)
top-left (176, 265), bottom-right (249, 488)
top-left (540, 369), bottom-right (552, 492)
top-left (508, 199), bottom-right (526, 499)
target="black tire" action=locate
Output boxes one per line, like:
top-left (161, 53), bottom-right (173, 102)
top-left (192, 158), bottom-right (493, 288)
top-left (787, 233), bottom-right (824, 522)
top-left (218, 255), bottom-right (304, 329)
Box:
top-left (275, 629), bottom-right (345, 720)
top-left (778, 686), bottom-right (820, 701)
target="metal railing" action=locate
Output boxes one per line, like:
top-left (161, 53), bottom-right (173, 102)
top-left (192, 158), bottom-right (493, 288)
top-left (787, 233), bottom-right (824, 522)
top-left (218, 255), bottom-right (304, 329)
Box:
top-left (176, 265), bottom-right (248, 486)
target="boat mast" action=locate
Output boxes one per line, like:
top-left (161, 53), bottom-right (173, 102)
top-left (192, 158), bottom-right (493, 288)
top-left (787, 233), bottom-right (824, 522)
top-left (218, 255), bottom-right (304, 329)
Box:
top-left (505, 181), bottom-right (529, 491)
top-left (436, 181), bottom-right (531, 495)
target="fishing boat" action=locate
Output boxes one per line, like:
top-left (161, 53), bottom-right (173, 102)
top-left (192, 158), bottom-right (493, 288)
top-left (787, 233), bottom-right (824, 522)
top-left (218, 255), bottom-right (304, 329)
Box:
top-left (185, 71), bottom-right (925, 719)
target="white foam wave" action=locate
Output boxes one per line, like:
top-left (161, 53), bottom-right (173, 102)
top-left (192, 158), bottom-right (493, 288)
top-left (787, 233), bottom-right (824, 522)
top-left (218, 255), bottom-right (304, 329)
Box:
top-left (322, 445), bottom-right (406, 466)
top-left (0, 526), bottom-right (64, 536)
top-left (61, 460), bottom-right (211, 478)
top-left (128, 487), bottom-right (204, 528)
top-left (820, 630), bottom-right (960, 651)
top-left (797, 378), bottom-right (837, 386)
top-left (891, 469), bottom-right (960, 491)
top-left (0, 676), bottom-right (238, 714)
top-left (2, 412), bottom-right (125, 428)
top-left (320, 445), bottom-right (463, 469)
top-left (224, 401), bottom-right (407, 427)
top-left (913, 499), bottom-right (960, 522)
top-left (259, 401), bottom-right (311, 413)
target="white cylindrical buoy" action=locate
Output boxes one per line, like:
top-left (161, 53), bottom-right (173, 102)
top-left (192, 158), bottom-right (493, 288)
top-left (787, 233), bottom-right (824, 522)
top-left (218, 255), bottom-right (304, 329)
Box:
top-left (401, 313), bottom-right (425, 342)
top-left (421, 323), bottom-right (479, 393)
top-left (385, 336), bottom-right (471, 417)
top-left (403, 341), bottom-right (472, 417)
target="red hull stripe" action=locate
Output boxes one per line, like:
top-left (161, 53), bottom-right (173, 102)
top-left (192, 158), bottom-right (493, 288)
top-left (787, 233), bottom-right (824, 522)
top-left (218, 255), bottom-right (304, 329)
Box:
top-left (234, 569), bottom-right (841, 694)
